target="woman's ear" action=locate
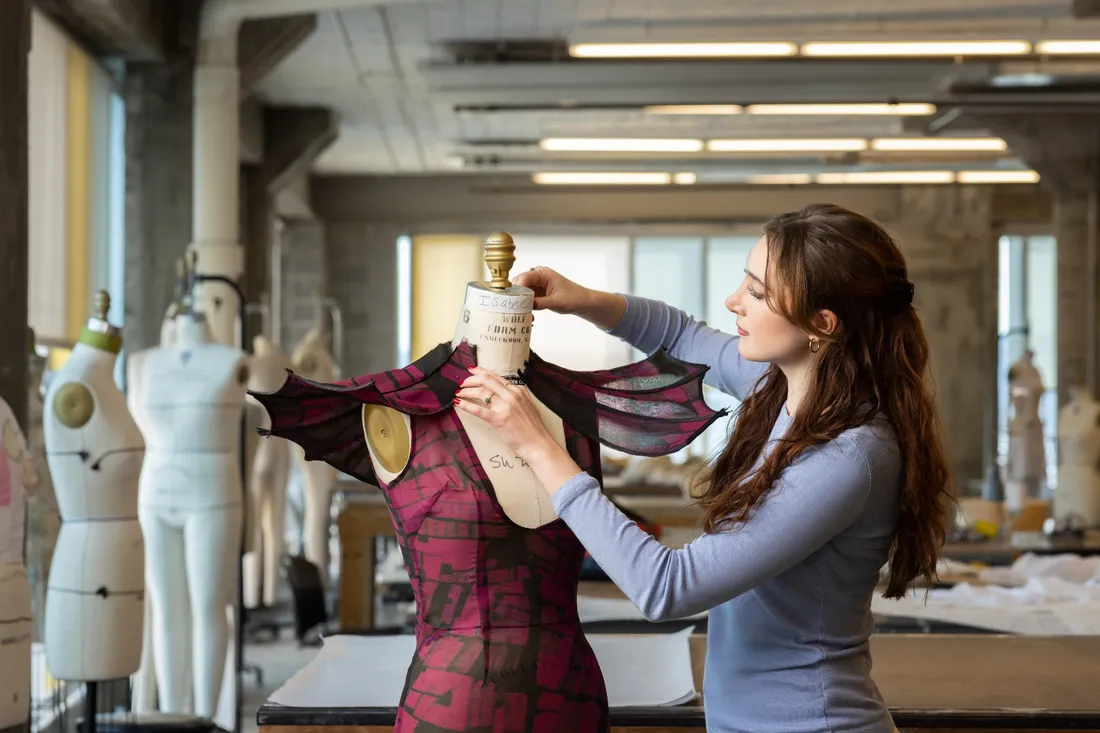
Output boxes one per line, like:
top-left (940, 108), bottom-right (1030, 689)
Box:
top-left (814, 309), bottom-right (839, 336)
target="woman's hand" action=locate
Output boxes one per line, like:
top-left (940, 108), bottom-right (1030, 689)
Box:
top-left (513, 266), bottom-right (628, 330)
top-left (512, 267), bottom-right (592, 315)
top-left (456, 366), bottom-right (586, 497)
top-left (456, 366), bottom-right (558, 461)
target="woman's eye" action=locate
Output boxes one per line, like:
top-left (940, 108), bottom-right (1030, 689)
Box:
top-left (747, 287), bottom-right (763, 300)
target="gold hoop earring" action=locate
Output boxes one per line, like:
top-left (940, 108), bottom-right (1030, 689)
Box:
top-left (809, 338), bottom-right (821, 354)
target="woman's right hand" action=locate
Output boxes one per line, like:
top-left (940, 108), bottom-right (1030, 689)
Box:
top-left (513, 266), bottom-right (628, 330)
top-left (513, 266), bottom-right (590, 315)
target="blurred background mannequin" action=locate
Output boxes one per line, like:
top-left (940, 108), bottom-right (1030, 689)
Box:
top-left (0, 396), bottom-right (32, 730)
top-left (43, 292), bottom-right (146, 683)
top-left (1004, 350), bottom-right (1047, 513)
top-left (243, 334), bottom-right (290, 609)
top-left (129, 261), bottom-right (248, 719)
top-left (290, 326), bottom-right (338, 586)
top-left (1055, 385), bottom-right (1100, 528)
top-left (24, 327), bottom-right (60, 643)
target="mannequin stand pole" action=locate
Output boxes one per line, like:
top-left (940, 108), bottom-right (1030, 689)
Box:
top-left (192, 274), bottom-right (254, 733)
top-left (84, 681), bottom-right (97, 733)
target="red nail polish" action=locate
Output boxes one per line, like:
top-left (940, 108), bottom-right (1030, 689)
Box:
top-left (453, 398), bottom-right (460, 404)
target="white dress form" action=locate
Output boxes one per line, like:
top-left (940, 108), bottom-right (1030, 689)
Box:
top-left (365, 279), bottom-right (567, 529)
top-left (1055, 386), bottom-right (1100, 527)
top-left (43, 298), bottom-right (147, 683)
top-left (289, 328), bottom-right (338, 586)
top-left (1004, 350), bottom-right (1048, 513)
top-left (0, 397), bottom-right (32, 730)
top-left (243, 335), bottom-right (290, 608)
top-left (130, 313), bottom-right (248, 719)
top-left (25, 341), bottom-right (60, 643)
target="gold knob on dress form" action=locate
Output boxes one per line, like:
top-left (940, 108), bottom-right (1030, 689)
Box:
top-left (484, 231), bottom-right (516, 290)
top-left (94, 290), bottom-right (111, 322)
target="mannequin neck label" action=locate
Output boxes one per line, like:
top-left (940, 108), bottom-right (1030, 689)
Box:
top-left (467, 290), bottom-right (533, 314)
top-left (456, 308), bottom-right (532, 374)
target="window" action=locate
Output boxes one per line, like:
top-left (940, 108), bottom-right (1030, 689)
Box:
top-left (27, 9), bottom-right (122, 368)
top-left (997, 234), bottom-right (1058, 489)
top-left (510, 235), bottom-right (632, 371)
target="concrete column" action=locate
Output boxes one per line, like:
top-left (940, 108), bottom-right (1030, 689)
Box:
top-left (122, 63), bottom-right (195, 354)
top-left (0, 0), bottom-right (31, 426)
top-left (1052, 185), bottom-right (1100, 402)
top-left (891, 185), bottom-right (998, 489)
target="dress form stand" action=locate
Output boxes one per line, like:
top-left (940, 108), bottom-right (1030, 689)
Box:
top-left (364, 232), bottom-right (565, 529)
top-left (1003, 350), bottom-right (1048, 515)
top-left (129, 279), bottom-right (248, 721)
top-left (43, 293), bottom-right (146, 733)
top-left (1054, 385), bottom-right (1100, 528)
top-left (24, 327), bottom-right (60, 644)
top-left (289, 328), bottom-right (338, 586)
top-left (0, 395), bottom-right (32, 732)
top-left (243, 335), bottom-right (290, 609)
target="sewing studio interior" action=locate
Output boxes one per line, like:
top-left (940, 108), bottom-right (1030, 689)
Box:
top-left (3, 1), bottom-right (1100, 733)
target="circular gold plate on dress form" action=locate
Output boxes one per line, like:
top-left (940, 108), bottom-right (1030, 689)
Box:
top-left (361, 404), bottom-right (410, 475)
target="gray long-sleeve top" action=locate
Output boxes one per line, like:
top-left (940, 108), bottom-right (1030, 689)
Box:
top-left (550, 294), bottom-right (902, 733)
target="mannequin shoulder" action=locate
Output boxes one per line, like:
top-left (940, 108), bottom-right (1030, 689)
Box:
top-left (361, 404), bottom-right (411, 478)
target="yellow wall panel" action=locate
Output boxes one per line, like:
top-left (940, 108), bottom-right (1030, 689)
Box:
top-left (65, 45), bottom-right (91, 339)
top-left (410, 236), bottom-right (484, 360)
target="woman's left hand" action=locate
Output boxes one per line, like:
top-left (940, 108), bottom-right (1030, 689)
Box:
top-left (456, 367), bottom-right (557, 461)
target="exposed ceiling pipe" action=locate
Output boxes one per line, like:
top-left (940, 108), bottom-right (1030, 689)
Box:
top-left (191, 0), bottom-right (440, 346)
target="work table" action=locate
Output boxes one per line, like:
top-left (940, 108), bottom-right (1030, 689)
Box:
top-left (257, 634), bottom-right (1100, 732)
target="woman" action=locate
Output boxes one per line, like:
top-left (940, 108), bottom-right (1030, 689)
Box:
top-left (456, 203), bottom-right (955, 733)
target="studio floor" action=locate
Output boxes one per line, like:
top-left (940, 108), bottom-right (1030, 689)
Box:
top-left (240, 640), bottom-right (319, 733)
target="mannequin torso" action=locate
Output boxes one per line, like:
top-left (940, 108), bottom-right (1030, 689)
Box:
top-left (366, 283), bottom-right (565, 528)
top-left (1004, 351), bottom-right (1047, 511)
top-left (24, 348), bottom-right (60, 642)
top-left (244, 335), bottom-right (291, 607)
top-left (290, 328), bottom-right (339, 584)
top-left (132, 316), bottom-right (247, 510)
top-left (43, 307), bottom-right (147, 682)
top-left (1055, 387), bottom-right (1100, 526)
top-left (0, 397), bottom-right (31, 729)
top-left (128, 312), bottom-right (247, 717)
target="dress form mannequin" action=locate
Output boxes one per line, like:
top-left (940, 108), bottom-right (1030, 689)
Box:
top-left (43, 292), bottom-right (146, 682)
top-left (289, 327), bottom-right (339, 585)
top-left (364, 232), bottom-right (566, 528)
top-left (1055, 385), bottom-right (1100, 527)
top-left (0, 396), bottom-right (32, 730)
top-left (243, 335), bottom-right (290, 608)
top-left (1003, 350), bottom-right (1047, 513)
top-left (129, 283), bottom-right (248, 717)
top-left (25, 327), bottom-right (60, 642)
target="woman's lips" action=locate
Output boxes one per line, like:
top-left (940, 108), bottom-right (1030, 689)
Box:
top-left (737, 326), bottom-right (749, 337)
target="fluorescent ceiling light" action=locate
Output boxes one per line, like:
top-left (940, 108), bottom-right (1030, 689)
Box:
top-left (645, 105), bottom-right (744, 115)
top-left (540, 138), bottom-right (704, 152)
top-left (673, 172), bottom-right (698, 185)
top-left (532, 172), bottom-right (672, 185)
top-left (569, 42), bottom-right (797, 58)
top-left (747, 174), bottom-right (813, 184)
top-left (746, 103), bottom-right (936, 116)
top-left (801, 40), bottom-right (1031, 57)
top-left (708, 138), bottom-right (867, 152)
top-left (957, 170), bottom-right (1040, 183)
top-left (871, 137), bottom-right (1007, 151)
top-left (816, 171), bottom-right (955, 184)
top-left (1035, 40), bottom-right (1100, 55)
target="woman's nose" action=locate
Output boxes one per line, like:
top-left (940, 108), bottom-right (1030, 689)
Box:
top-left (725, 291), bottom-right (742, 314)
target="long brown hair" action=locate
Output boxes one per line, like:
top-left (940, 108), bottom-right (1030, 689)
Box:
top-left (698, 203), bottom-right (955, 599)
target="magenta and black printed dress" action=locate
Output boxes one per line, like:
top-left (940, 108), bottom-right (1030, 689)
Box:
top-left (251, 340), bottom-right (723, 733)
